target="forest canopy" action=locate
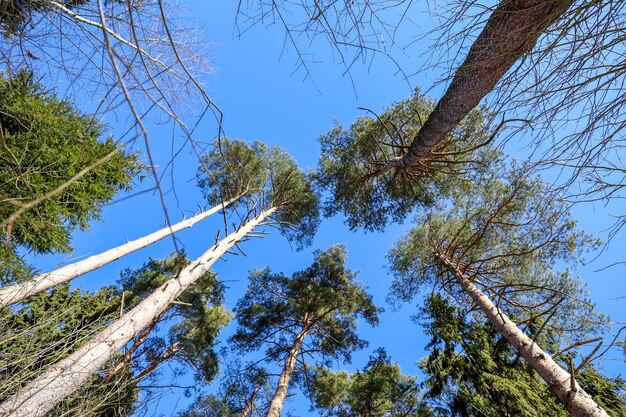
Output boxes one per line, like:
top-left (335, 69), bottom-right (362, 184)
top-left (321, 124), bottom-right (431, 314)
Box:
top-left (0, 1), bottom-right (625, 417)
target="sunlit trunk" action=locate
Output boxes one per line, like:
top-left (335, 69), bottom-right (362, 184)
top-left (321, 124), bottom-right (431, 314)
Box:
top-left (0, 194), bottom-right (242, 308)
top-left (378, 0), bottom-right (573, 175)
top-left (265, 324), bottom-right (308, 417)
top-left (437, 252), bottom-right (609, 417)
top-left (0, 207), bottom-right (275, 417)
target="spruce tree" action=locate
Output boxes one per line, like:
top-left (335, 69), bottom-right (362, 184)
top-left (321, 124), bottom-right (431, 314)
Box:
top-left (0, 71), bottom-right (139, 259)
top-left (418, 294), bottom-right (626, 417)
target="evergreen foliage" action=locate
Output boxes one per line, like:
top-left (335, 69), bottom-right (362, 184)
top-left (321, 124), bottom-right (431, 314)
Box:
top-left (418, 294), bottom-right (626, 417)
top-left (310, 348), bottom-right (430, 417)
top-left (231, 245), bottom-right (380, 366)
top-left (0, 0), bottom-right (122, 36)
top-left (117, 253), bottom-right (232, 385)
top-left (315, 91), bottom-right (498, 231)
top-left (0, 282), bottom-right (137, 416)
top-left (0, 253), bottom-right (229, 415)
top-left (0, 71), bottom-right (139, 256)
top-left (180, 362), bottom-right (271, 417)
top-left (387, 163), bottom-right (601, 340)
top-left (197, 138), bottom-right (319, 247)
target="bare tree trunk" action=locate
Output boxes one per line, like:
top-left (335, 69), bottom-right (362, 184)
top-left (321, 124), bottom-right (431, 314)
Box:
top-left (378, 0), bottom-right (573, 174)
top-left (436, 252), bottom-right (609, 417)
top-left (0, 207), bottom-right (276, 417)
top-left (0, 194), bottom-right (241, 308)
top-left (265, 326), bottom-right (308, 417)
top-left (241, 378), bottom-right (263, 417)
top-left (101, 307), bottom-right (170, 385)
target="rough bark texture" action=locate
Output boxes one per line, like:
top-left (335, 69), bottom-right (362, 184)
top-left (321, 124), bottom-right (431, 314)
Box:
top-left (0, 195), bottom-right (240, 308)
top-left (265, 326), bottom-right (308, 417)
top-left (0, 207), bottom-right (275, 417)
top-left (381, 0), bottom-right (574, 173)
top-left (437, 253), bottom-right (609, 417)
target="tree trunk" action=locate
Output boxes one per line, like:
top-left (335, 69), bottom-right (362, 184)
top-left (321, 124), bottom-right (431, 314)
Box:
top-left (379, 0), bottom-right (573, 174)
top-left (436, 252), bottom-right (609, 417)
top-left (240, 379), bottom-right (263, 417)
top-left (0, 207), bottom-right (276, 417)
top-left (265, 325), bottom-right (308, 417)
top-left (0, 194), bottom-right (241, 308)
top-left (101, 307), bottom-right (171, 385)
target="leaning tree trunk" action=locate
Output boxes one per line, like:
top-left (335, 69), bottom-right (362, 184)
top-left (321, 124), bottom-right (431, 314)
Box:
top-left (379, 0), bottom-right (573, 174)
top-left (436, 252), bottom-right (609, 417)
top-left (266, 323), bottom-right (308, 417)
top-left (0, 207), bottom-right (276, 417)
top-left (241, 378), bottom-right (263, 417)
top-left (0, 194), bottom-right (242, 308)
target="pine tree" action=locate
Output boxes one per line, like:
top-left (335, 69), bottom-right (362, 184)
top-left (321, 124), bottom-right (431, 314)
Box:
top-left (0, 253), bottom-right (230, 416)
top-left (310, 348), bottom-right (429, 417)
top-left (0, 193), bottom-right (241, 308)
top-left (180, 362), bottom-right (271, 417)
top-left (315, 92), bottom-right (498, 231)
top-left (387, 163), bottom-right (611, 416)
top-left (0, 138), bottom-right (319, 417)
top-left (231, 245), bottom-right (380, 417)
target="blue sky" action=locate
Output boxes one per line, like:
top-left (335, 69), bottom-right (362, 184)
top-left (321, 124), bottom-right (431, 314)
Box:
top-left (24, 1), bottom-right (626, 415)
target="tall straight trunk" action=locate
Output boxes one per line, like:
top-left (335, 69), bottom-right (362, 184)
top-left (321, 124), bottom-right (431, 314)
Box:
top-left (265, 325), bottom-right (308, 417)
top-left (0, 207), bottom-right (276, 417)
top-left (379, 0), bottom-right (573, 174)
top-left (0, 194), bottom-right (241, 308)
top-left (436, 252), bottom-right (609, 417)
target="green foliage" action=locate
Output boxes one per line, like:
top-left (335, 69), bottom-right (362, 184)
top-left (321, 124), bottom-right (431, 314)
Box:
top-left (310, 348), bottom-right (429, 417)
top-left (315, 91), bottom-right (498, 231)
top-left (118, 253), bottom-right (232, 384)
top-left (0, 282), bottom-right (138, 416)
top-left (387, 164), bottom-right (601, 340)
top-left (0, 71), bottom-right (140, 255)
top-left (197, 138), bottom-right (319, 247)
top-left (180, 362), bottom-right (271, 417)
top-left (418, 294), bottom-right (626, 417)
top-left (231, 245), bottom-right (380, 366)
top-left (0, 254), bottom-right (230, 415)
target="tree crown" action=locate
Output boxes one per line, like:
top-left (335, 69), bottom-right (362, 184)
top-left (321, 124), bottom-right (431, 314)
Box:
top-left (198, 138), bottom-right (320, 247)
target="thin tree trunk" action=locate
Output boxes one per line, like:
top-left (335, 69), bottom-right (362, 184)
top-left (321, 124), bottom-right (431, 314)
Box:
top-left (378, 0), bottom-right (573, 175)
top-left (0, 194), bottom-right (242, 308)
top-left (131, 340), bottom-right (182, 384)
top-left (241, 378), bottom-right (263, 417)
top-left (0, 207), bottom-right (276, 417)
top-left (265, 324), bottom-right (308, 417)
top-left (436, 252), bottom-right (609, 417)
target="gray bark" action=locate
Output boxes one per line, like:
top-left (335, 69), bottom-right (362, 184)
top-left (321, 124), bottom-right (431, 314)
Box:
top-left (0, 207), bottom-right (276, 417)
top-left (437, 252), bottom-right (609, 417)
top-left (0, 194), bottom-right (241, 308)
top-left (380, 0), bottom-right (573, 174)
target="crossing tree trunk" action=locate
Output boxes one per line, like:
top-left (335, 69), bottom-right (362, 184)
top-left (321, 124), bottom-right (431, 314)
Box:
top-left (0, 194), bottom-right (242, 308)
top-left (436, 252), bottom-right (609, 417)
top-left (0, 207), bottom-right (276, 417)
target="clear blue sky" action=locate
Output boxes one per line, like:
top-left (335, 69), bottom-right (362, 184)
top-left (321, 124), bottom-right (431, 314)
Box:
top-left (26, 1), bottom-right (626, 415)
